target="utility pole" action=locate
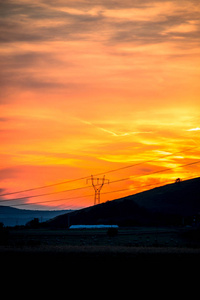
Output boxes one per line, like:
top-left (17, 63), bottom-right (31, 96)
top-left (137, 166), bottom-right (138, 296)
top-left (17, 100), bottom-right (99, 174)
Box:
top-left (87, 175), bottom-right (109, 205)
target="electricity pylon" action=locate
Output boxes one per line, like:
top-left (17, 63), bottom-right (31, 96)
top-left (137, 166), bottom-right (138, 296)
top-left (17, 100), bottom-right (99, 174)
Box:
top-left (87, 175), bottom-right (109, 205)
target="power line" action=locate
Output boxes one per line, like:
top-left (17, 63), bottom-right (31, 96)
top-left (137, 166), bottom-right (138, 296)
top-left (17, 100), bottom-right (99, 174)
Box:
top-left (1, 159), bottom-right (200, 206)
top-left (0, 185), bottom-right (91, 203)
top-left (4, 175), bottom-right (199, 209)
top-left (0, 145), bottom-right (198, 198)
top-left (108, 159), bottom-right (200, 185)
top-left (95, 146), bottom-right (200, 176)
top-left (9, 194), bottom-right (90, 207)
top-left (0, 175), bottom-right (90, 197)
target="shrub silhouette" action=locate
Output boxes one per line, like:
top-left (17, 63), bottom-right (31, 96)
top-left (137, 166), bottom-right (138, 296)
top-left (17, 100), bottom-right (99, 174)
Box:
top-left (0, 222), bottom-right (9, 245)
top-left (26, 218), bottom-right (40, 228)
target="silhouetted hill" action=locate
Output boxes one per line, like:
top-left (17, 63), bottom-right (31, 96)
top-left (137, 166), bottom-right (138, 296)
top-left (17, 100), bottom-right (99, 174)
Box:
top-left (0, 206), bottom-right (73, 227)
top-left (126, 177), bottom-right (200, 216)
top-left (46, 177), bottom-right (200, 228)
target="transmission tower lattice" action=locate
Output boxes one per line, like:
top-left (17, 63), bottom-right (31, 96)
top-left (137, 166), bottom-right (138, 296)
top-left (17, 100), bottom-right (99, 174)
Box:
top-left (87, 175), bottom-right (109, 205)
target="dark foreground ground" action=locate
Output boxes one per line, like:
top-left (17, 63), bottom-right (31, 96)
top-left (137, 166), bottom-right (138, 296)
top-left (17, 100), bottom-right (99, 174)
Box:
top-left (2, 227), bottom-right (200, 293)
top-left (1, 226), bottom-right (200, 270)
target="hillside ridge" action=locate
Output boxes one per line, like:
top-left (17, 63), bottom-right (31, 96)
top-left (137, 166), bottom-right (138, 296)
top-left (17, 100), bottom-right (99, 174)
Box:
top-left (46, 177), bottom-right (200, 228)
top-left (0, 206), bottom-right (73, 227)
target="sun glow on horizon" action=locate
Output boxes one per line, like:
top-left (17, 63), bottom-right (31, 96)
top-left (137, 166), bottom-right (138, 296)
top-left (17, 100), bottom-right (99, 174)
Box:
top-left (0, 0), bottom-right (200, 209)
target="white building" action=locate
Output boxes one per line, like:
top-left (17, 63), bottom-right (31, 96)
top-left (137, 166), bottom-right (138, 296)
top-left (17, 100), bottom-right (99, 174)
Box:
top-left (69, 224), bottom-right (118, 229)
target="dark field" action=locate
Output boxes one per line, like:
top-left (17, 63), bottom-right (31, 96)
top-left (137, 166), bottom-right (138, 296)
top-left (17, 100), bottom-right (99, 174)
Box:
top-left (1, 226), bottom-right (200, 271)
top-left (3, 226), bottom-right (200, 248)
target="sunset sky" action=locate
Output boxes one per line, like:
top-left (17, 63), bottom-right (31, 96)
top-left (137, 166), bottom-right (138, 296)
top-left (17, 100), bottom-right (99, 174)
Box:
top-left (0, 0), bottom-right (200, 210)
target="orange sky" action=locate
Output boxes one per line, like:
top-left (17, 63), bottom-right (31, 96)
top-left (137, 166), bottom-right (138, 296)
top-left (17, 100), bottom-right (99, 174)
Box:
top-left (0, 0), bottom-right (200, 209)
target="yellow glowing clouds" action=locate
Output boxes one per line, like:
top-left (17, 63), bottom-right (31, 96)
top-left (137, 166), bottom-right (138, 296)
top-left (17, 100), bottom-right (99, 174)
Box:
top-left (0, 0), bottom-right (200, 209)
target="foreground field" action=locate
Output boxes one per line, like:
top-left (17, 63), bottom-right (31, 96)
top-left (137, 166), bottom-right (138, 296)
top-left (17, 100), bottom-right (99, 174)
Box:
top-left (3, 226), bottom-right (200, 248)
top-left (1, 226), bottom-right (200, 267)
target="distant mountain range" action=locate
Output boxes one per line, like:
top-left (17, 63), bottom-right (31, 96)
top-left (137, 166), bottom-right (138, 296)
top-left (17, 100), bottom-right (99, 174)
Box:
top-left (46, 177), bottom-right (200, 228)
top-left (0, 206), bottom-right (73, 227)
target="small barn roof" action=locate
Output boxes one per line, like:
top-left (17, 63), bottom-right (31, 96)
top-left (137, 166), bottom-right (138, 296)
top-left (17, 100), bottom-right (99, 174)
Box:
top-left (69, 224), bottom-right (118, 229)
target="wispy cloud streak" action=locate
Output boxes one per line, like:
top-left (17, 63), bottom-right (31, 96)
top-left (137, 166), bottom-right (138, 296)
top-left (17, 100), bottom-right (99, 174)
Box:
top-left (187, 128), bottom-right (200, 131)
top-left (0, 0), bottom-right (200, 208)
